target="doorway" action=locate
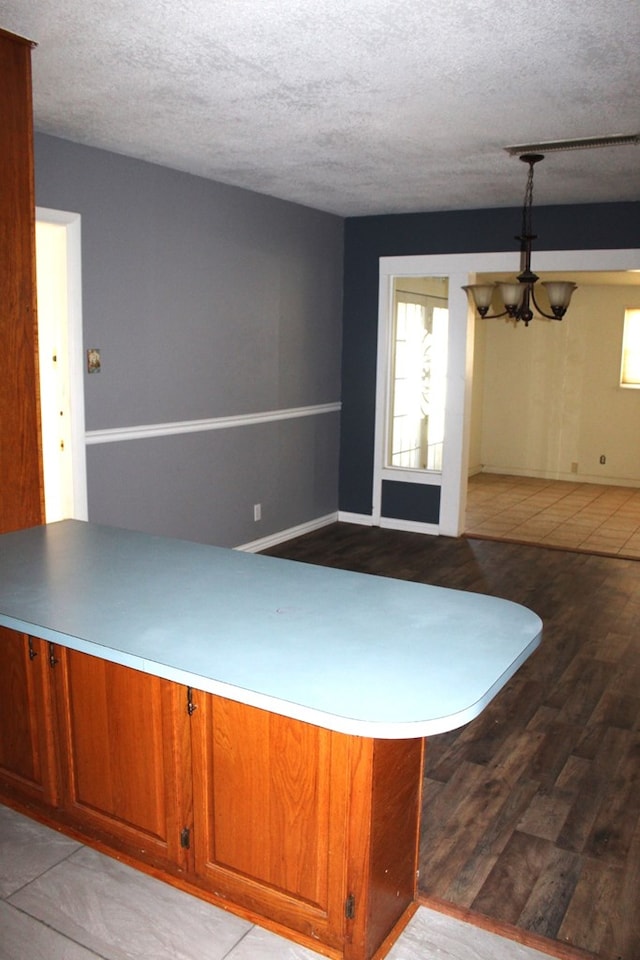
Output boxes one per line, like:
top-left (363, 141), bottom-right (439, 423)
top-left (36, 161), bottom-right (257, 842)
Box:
top-left (375, 249), bottom-right (640, 539)
top-left (35, 208), bottom-right (87, 522)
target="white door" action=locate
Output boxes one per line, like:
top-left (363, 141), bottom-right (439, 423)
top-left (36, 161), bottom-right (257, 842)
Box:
top-left (374, 257), bottom-right (474, 536)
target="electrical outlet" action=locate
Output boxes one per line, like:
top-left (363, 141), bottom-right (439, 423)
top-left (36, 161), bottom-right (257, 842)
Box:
top-left (599, 455), bottom-right (606, 465)
top-left (253, 503), bottom-right (262, 522)
top-left (571, 462), bottom-right (578, 473)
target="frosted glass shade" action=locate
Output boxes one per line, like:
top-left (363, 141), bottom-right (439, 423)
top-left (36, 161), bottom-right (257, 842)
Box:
top-left (541, 281), bottom-right (577, 310)
top-left (462, 284), bottom-right (495, 310)
top-left (497, 282), bottom-right (525, 309)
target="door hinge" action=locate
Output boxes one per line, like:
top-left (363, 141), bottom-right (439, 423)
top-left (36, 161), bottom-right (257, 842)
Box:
top-left (345, 893), bottom-right (356, 920)
top-left (48, 642), bottom-right (59, 668)
top-left (180, 827), bottom-right (191, 849)
top-left (186, 687), bottom-right (197, 716)
top-left (28, 637), bottom-right (38, 661)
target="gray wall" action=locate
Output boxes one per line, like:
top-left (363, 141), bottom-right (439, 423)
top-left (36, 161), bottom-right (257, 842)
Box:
top-left (35, 134), bottom-right (344, 547)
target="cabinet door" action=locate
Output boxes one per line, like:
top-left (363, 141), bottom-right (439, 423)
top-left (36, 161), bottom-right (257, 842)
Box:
top-left (191, 692), bottom-right (350, 950)
top-left (0, 627), bottom-right (58, 806)
top-left (54, 646), bottom-right (191, 872)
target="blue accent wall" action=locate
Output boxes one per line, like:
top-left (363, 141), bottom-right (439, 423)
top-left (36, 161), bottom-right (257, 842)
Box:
top-left (340, 202), bottom-right (640, 517)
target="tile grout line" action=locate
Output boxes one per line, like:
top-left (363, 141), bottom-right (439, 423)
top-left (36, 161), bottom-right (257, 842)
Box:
top-left (3, 838), bottom-right (84, 901)
top-left (2, 898), bottom-right (112, 960)
top-left (219, 924), bottom-right (258, 959)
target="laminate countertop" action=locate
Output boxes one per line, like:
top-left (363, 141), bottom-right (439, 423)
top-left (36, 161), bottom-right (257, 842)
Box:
top-left (0, 520), bottom-right (542, 738)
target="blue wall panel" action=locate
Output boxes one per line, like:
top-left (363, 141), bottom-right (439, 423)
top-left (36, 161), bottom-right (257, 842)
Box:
top-left (381, 481), bottom-right (441, 525)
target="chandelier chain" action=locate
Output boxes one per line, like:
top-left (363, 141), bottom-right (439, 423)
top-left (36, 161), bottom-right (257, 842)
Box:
top-left (521, 159), bottom-right (536, 240)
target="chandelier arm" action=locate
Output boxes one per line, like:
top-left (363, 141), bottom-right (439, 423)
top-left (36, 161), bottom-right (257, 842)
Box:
top-left (529, 286), bottom-right (562, 321)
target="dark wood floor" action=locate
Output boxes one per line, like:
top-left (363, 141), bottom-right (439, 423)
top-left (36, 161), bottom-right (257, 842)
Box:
top-left (264, 524), bottom-right (640, 960)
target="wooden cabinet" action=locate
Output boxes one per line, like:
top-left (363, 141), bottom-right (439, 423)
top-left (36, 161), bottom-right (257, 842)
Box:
top-left (0, 627), bottom-right (58, 807)
top-left (190, 693), bottom-right (423, 958)
top-left (53, 647), bottom-right (192, 874)
top-left (0, 627), bottom-right (424, 960)
top-left (0, 634), bottom-right (191, 873)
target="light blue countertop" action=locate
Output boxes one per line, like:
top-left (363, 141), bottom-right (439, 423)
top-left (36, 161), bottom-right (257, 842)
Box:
top-left (0, 521), bottom-right (542, 738)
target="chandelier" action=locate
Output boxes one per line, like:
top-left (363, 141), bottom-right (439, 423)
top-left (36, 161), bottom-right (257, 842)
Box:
top-left (463, 153), bottom-right (577, 327)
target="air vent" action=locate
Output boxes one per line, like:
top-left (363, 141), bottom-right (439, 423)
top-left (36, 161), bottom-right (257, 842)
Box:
top-left (504, 133), bottom-right (640, 156)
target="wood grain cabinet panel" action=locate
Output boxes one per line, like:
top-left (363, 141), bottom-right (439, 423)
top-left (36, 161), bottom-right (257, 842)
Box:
top-left (0, 29), bottom-right (44, 534)
top-left (0, 627), bottom-right (58, 807)
top-left (189, 692), bottom-right (424, 958)
top-left (343, 737), bottom-right (424, 960)
top-left (53, 647), bottom-right (192, 873)
top-left (190, 693), bottom-right (351, 950)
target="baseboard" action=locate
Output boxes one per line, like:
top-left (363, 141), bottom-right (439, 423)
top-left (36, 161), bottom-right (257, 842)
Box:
top-left (235, 513), bottom-right (339, 552)
top-left (337, 511), bottom-right (375, 526)
top-left (379, 517), bottom-right (440, 536)
top-left (238, 511), bottom-right (442, 551)
top-left (479, 465), bottom-right (640, 489)
top-left (339, 512), bottom-right (441, 536)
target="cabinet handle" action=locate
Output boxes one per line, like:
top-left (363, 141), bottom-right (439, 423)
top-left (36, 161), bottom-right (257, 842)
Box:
top-left (48, 643), bottom-right (59, 668)
top-left (28, 637), bottom-right (38, 660)
top-left (186, 687), bottom-right (197, 716)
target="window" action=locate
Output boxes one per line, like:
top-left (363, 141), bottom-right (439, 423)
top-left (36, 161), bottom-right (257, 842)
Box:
top-left (388, 283), bottom-right (448, 471)
top-left (620, 308), bottom-right (640, 388)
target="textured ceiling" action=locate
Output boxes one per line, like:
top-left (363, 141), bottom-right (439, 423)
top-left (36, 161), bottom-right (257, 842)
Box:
top-left (2, 0), bottom-right (640, 216)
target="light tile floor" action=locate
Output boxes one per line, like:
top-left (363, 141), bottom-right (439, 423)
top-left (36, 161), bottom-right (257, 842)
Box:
top-left (0, 804), bottom-right (558, 960)
top-left (466, 474), bottom-right (640, 559)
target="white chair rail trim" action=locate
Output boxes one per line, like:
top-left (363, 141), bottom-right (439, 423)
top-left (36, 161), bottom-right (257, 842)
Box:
top-left (85, 402), bottom-right (342, 445)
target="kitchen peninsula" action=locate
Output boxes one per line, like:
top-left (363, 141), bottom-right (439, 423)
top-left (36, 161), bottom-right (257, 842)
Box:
top-left (0, 521), bottom-right (542, 959)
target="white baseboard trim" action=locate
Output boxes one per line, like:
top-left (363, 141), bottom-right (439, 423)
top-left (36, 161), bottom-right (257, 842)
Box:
top-left (337, 511), bottom-right (375, 525)
top-left (237, 510), bottom-right (442, 552)
top-left (479, 466), bottom-right (640, 489)
top-left (236, 513), bottom-right (339, 553)
top-left (573, 474), bottom-right (640, 488)
top-left (337, 512), bottom-right (441, 536)
top-left (378, 517), bottom-right (440, 536)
